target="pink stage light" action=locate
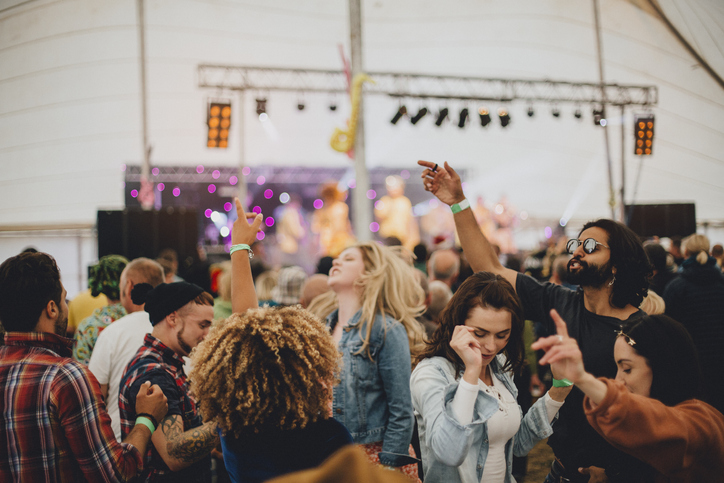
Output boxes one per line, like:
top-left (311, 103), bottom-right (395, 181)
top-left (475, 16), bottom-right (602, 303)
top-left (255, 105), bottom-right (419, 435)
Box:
top-left (400, 170), bottom-right (410, 179)
top-left (265, 217), bottom-right (275, 227)
top-left (366, 190), bottom-right (376, 200)
top-left (205, 209), bottom-right (212, 218)
top-left (370, 222), bottom-right (380, 233)
top-left (157, 183), bottom-right (165, 192)
top-left (224, 202), bottom-right (233, 212)
top-left (173, 187), bottom-right (181, 197)
top-left (264, 189), bottom-right (273, 199)
top-left (242, 167), bottom-right (251, 176)
top-left (313, 199), bottom-right (324, 210)
top-left (131, 189), bottom-right (138, 198)
top-left (253, 206), bottom-right (262, 214)
top-left (229, 176), bottom-right (238, 185)
top-left (196, 165), bottom-right (204, 174)
top-left (347, 179), bottom-right (356, 189)
top-left (212, 170), bottom-right (220, 179)
top-left (257, 231), bottom-right (265, 241)
top-left (152, 167), bottom-right (160, 176)
top-left (208, 184), bottom-right (216, 194)
top-left (256, 176), bottom-right (265, 185)
top-left (120, 164), bottom-right (126, 172)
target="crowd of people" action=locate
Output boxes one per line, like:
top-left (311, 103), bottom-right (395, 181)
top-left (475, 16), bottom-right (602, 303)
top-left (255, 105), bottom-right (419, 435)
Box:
top-left (1, 163), bottom-right (723, 483)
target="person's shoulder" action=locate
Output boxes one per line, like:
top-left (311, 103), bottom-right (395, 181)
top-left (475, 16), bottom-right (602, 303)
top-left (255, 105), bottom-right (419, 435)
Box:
top-left (414, 356), bottom-right (456, 377)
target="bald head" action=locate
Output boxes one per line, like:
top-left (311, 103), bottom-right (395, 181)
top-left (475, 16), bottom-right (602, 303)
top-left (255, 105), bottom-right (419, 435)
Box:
top-left (300, 274), bottom-right (332, 308)
top-left (428, 249), bottom-right (460, 288)
top-left (427, 280), bottom-right (453, 323)
top-left (120, 258), bottom-right (165, 313)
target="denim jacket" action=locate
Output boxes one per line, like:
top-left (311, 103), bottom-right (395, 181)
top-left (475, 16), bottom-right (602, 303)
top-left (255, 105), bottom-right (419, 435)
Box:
top-left (410, 356), bottom-right (557, 483)
top-left (327, 309), bottom-right (417, 467)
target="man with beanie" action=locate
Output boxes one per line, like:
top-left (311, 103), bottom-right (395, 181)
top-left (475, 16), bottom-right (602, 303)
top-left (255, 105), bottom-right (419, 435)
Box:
top-left (89, 257), bottom-right (165, 440)
top-left (0, 251), bottom-right (168, 482)
top-left (118, 281), bottom-right (217, 482)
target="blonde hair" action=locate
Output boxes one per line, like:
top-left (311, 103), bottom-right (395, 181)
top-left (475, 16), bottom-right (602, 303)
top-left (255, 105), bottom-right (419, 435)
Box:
top-left (306, 290), bottom-right (338, 321)
top-left (639, 289), bottom-right (665, 315)
top-left (190, 306), bottom-right (340, 438)
top-left (683, 234), bottom-right (710, 265)
top-left (255, 270), bottom-right (278, 300)
top-left (352, 242), bottom-right (426, 358)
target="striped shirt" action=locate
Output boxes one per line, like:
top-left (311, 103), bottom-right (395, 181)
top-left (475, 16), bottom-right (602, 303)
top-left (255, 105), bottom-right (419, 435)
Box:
top-left (0, 331), bottom-right (143, 482)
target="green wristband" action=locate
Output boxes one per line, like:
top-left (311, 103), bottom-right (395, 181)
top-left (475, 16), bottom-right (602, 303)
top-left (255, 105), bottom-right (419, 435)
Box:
top-left (552, 378), bottom-right (574, 387)
top-left (229, 243), bottom-right (254, 259)
top-left (135, 416), bottom-right (156, 433)
top-left (450, 198), bottom-right (470, 214)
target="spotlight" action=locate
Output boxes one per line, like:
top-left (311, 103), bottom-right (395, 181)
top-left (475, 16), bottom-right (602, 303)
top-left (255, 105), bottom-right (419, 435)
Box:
top-left (527, 106), bottom-right (535, 117)
top-left (552, 106), bottom-right (561, 118)
top-left (297, 102), bottom-right (305, 111)
top-left (593, 107), bottom-right (606, 126)
top-left (574, 108), bottom-right (582, 119)
top-left (498, 108), bottom-right (511, 127)
top-left (458, 108), bottom-right (469, 128)
top-left (435, 108), bottom-right (449, 126)
top-left (478, 107), bottom-right (491, 127)
top-left (207, 101), bottom-right (231, 149)
top-left (255, 98), bottom-right (267, 116)
top-left (634, 114), bottom-right (655, 155)
top-left (390, 106), bottom-right (407, 125)
top-left (410, 107), bottom-right (428, 125)
top-left (329, 103), bottom-right (337, 111)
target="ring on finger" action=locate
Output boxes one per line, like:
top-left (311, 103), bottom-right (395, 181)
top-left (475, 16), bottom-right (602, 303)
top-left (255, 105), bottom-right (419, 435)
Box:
top-left (432, 163), bottom-right (438, 172)
top-left (557, 335), bottom-right (564, 344)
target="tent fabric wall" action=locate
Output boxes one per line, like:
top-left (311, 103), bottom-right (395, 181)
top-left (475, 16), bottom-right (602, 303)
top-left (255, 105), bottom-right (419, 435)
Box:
top-left (0, 0), bottom-right (722, 231)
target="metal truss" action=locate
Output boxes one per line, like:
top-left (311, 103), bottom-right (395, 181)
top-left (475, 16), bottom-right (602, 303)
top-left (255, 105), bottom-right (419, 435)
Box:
top-left (124, 165), bottom-right (239, 183)
top-left (198, 65), bottom-right (658, 107)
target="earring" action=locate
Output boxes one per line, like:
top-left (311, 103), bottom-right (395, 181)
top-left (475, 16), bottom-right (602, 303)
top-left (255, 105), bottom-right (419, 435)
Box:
top-left (608, 275), bottom-right (616, 286)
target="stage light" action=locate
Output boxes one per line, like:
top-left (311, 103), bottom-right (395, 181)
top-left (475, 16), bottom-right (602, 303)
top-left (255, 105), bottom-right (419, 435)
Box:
top-left (634, 114), bottom-right (655, 155)
top-left (256, 98), bottom-right (267, 116)
top-left (593, 107), bottom-right (606, 126)
top-left (297, 102), bottom-right (305, 111)
top-left (435, 108), bottom-right (449, 126)
top-left (207, 102), bottom-right (231, 149)
top-left (498, 108), bottom-right (511, 127)
top-left (410, 107), bottom-right (428, 125)
top-left (552, 106), bottom-right (561, 118)
top-left (391, 106), bottom-right (407, 125)
top-left (527, 106), bottom-right (535, 117)
top-left (458, 108), bottom-right (469, 128)
top-left (478, 107), bottom-right (491, 127)
top-left (574, 108), bottom-right (582, 119)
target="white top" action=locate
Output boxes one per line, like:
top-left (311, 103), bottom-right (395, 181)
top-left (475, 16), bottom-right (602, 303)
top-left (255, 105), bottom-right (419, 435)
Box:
top-left (89, 311), bottom-right (152, 441)
top-left (451, 373), bottom-right (564, 483)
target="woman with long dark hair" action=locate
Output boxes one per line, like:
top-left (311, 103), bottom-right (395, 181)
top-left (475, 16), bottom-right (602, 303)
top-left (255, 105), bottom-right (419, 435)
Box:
top-left (410, 272), bottom-right (571, 483)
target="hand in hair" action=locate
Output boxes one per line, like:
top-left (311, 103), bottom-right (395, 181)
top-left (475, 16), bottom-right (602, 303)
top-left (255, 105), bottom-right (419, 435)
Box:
top-left (449, 325), bottom-right (483, 385)
top-left (418, 160), bottom-right (465, 206)
top-left (232, 197), bottom-right (263, 247)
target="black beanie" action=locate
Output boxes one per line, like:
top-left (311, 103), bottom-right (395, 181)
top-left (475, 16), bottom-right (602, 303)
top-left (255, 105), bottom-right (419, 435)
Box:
top-left (131, 281), bottom-right (204, 325)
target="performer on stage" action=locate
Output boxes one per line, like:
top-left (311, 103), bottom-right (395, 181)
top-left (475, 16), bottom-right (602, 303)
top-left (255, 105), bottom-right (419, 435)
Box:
top-left (311, 181), bottom-right (355, 258)
top-left (374, 175), bottom-right (419, 251)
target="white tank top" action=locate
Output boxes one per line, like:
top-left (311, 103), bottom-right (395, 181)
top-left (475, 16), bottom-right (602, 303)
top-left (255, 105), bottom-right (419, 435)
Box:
top-left (479, 373), bottom-right (521, 483)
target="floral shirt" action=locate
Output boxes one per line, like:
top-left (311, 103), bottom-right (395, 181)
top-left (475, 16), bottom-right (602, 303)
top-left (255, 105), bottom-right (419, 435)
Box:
top-left (72, 303), bottom-right (127, 365)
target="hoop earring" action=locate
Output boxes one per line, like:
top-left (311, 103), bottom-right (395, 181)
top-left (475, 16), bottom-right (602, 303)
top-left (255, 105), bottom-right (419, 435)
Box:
top-left (608, 275), bottom-right (616, 286)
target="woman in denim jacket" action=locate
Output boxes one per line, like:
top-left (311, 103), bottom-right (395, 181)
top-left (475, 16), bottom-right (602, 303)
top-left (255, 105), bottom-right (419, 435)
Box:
top-left (327, 242), bottom-right (426, 478)
top-left (411, 272), bottom-right (571, 483)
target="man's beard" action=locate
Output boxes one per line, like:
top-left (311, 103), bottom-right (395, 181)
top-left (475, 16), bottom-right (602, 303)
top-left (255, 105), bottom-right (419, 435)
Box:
top-left (177, 320), bottom-right (193, 355)
top-left (568, 258), bottom-right (614, 288)
top-left (55, 312), bottom-right (68, 336)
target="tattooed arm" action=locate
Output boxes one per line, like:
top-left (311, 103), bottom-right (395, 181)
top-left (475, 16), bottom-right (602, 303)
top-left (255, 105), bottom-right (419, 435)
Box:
top-left (152, 414), bottom-right (219, 472)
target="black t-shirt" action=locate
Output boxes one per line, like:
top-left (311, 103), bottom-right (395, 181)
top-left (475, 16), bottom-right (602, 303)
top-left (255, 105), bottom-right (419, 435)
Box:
top-left (516, 274), bottom-right (652, 482)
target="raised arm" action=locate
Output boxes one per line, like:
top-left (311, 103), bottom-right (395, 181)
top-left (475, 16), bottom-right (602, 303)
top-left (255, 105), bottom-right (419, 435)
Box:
top-left (230, 197), bottom-right (263, 314)
top-left (418, 161), bottom-right (517, 289)
top-left (152, 415), bottom-right (219, 472)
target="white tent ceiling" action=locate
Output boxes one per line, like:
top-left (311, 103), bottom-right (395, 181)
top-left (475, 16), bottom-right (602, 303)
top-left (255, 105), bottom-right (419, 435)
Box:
top-left (0, 0), bottom-right (722, 229)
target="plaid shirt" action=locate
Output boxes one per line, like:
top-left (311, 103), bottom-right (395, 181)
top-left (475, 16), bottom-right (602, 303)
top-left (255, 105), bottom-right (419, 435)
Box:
top-left (119, 334), bottom-right (208, 482)
top-left (0, 331), bottom-right (143, 483)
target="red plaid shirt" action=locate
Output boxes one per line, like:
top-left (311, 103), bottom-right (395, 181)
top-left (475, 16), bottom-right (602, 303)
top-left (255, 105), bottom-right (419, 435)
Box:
top-left (0, 331), bottom-right (143, 482)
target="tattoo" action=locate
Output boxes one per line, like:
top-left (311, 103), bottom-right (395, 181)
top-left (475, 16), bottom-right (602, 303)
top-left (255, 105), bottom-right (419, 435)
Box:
top-left (160, 414), bottom-right (218, 464)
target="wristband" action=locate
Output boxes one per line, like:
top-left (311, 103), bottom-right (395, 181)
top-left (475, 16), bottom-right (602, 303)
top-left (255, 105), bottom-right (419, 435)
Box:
top-left (450, 198), bottom-right (470, 214)
top-left (135, 412), bottom-right (158, 428)
top-left (135, 416), bottom-right (156, 433)
top-left (230, 243), bottom-right (254, 259)
top-left (552, 378), bottom-right (574, 387)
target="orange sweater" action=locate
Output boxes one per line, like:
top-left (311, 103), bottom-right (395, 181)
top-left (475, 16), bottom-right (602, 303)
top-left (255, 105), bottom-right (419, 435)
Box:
top-left (584, 378), bottom-right (724, 483)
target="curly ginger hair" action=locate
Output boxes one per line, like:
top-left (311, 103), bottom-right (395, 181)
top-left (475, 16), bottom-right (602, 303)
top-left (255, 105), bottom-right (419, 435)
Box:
top-left (189, 306), bottom-right (340, 439)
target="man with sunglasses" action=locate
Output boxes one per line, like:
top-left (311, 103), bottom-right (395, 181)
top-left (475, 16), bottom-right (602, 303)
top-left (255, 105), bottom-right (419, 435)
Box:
top-left (419, 161), bottom-right (652, 483)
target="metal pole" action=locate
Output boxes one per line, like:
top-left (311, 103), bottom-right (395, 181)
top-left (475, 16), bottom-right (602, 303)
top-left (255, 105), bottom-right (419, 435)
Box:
top-left (237, 89), bottom-right (248, 209)
top-left (137, 0), bottom-right (152, 210)
top-left (349, 0), bottom-right (372, 241)
top-left (620, 105), bottom-right (626, 223)
top-left (593, 0), bottom-right (617, 220)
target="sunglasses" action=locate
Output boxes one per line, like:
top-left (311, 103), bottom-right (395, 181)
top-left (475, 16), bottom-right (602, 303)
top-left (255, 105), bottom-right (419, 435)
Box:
top-left (566, 238), bottom-right (610, 255)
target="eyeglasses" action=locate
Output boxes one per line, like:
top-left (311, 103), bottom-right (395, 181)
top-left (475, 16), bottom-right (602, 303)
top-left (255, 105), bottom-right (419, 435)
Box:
top-left (566, 238), bottom-right (610, 255)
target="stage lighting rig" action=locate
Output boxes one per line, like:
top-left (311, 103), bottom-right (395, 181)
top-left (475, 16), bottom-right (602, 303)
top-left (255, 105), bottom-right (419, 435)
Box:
top-left (498, 108), bottom-right (511, 127)
top-left (329, 103), bottom-right (337, 111)
top-left (256, 98), bottom-right (267, 116)
top-left (435, 108), bottom-right (449, 126)
top-left (391, 106), bottom-right (407, 125)
top-left (297, 102), bottom-right (305, 111)
top-left (207, 101), bottom-right (231, 149)
top-left (593, 107), bottom-right (606, 126)
top-left (478, 107), bottom-right (491, 127)
top-left (458, 108), bottom-right (469, 128)
top-left (574, 107), bottom-right (582, 119)
top-left (527, 106), bottom-right (535, 117)
top-left (552, 106), bottom-right (561, 118)
top-left (410, 107), bottom-right (428, 125)
top-left (634, 115), bottom-right (655, 155)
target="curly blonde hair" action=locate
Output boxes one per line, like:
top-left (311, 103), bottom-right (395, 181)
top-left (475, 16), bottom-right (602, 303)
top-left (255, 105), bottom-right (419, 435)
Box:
top-left (189, 306), bottom-right (340, 438)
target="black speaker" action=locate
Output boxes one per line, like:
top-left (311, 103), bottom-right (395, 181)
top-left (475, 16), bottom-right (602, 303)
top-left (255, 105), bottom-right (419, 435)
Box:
top-left (97, 209), bottom-right (198, 262)
top-left (626, 203), bottom-right (696, 238)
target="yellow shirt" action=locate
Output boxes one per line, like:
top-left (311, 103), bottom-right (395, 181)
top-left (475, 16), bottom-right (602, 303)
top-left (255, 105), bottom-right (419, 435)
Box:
top-left (67, 288), bottom-right (108, 333)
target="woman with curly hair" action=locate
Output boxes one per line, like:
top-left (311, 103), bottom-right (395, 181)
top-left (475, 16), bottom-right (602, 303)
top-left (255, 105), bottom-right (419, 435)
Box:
top-left (410, 272), bottom-right (571, 483)
top-left (327, 241), bottom-right (426, 479)
top-left (190, 306), bottom-right (352, 482)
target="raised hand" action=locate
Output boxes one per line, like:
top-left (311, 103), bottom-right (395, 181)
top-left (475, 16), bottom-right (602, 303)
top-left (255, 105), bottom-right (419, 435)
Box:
top-left (232, 197), bottom-right (263, 247)
top-left (532, 309), bottom-right (587, 384)
top-left (135, 380), bottom-right (168, 424)
top-left (417, 160), bottom-right (465, 206)
top-left (449, 325), bottom-right (483, 383)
